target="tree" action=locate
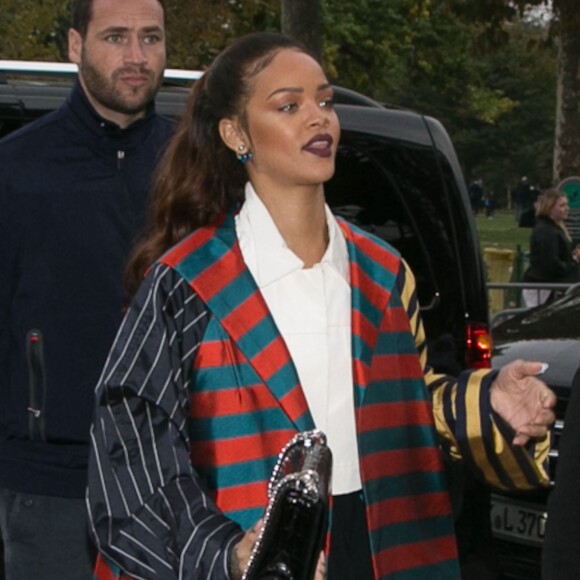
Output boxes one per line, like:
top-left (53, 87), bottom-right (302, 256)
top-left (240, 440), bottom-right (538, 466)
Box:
top-left (0, 0), bottom-right (68, 60)
top-left (553, 0), bottom-right (580, 181)
top-left (281, 0), bottom-right (321, 60)
top-left (321, 0), bottom-right (417, 97)
top-left (0, 0), bottom-right (572, 190)
top-left (163, 0), bottom-right (279, 70)
top-left (0, 0), bottom-right (281, 70)
top-left (460, 0), bottom-right (580, 182)
top-left (319, 0), bottom-right (557, 198)
top-left (457, 18), bottom-right (557, 195)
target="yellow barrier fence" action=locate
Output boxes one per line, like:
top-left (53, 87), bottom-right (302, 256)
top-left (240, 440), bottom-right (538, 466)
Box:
top-left (483, 248), bottom-right (515, 314)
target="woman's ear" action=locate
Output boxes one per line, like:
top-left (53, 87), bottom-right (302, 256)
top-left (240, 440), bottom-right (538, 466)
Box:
top-left (218, 118), bottom-right (245, 154)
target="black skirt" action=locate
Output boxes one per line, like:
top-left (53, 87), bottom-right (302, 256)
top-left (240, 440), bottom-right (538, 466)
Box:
top-left (327, 491), bottom-right (374, 580)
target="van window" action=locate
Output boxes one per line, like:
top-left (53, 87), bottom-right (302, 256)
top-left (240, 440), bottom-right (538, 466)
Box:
top-left (328, 131), bottom-right (458, 311)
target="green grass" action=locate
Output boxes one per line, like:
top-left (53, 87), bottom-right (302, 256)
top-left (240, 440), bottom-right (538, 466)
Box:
top-left (474, 209), bottom-right (530, 253)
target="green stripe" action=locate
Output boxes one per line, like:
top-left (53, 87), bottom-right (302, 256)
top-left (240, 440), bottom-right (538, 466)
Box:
top-left (197, 455), bottom-right (277, 489)
top-left (372, 329), bottom-right (419, 355)
top-left (362, 378), bottom-right (429, 404)
top-left (364, 471), bottom-right (448, 502)
top-left (224, 506), bottom-right (264, 530)
top-left (358, 424), bottom-right (438, 455)
top-left (188, 406), bottom-right (294, 441)
top-left (370, 514), bottom-right (455, 552)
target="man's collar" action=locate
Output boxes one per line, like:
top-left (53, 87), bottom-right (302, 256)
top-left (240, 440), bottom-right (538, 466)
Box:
top-left (68, 80), bottom-right (156, 136)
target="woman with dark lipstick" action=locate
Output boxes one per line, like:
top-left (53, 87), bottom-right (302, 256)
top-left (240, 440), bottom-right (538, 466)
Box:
top-left (87, 32), bottom-right (554, 580)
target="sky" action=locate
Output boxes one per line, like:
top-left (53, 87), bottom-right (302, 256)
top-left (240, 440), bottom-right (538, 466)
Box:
top-left (524, 2), bottom-right (553, 23)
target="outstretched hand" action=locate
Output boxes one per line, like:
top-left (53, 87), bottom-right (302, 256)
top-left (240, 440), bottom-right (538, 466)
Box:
top-left (490, 359), bottom-right (556, 446)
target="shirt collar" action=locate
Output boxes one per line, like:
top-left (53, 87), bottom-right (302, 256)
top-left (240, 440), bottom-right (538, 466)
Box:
top-left (236, 182), bottom-right (350, 288)
top-left (68, 81), bottom-right (157, 139)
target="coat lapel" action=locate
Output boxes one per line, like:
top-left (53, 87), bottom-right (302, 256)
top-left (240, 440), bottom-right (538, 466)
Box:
top-left (162, 213), bottom-right (314, 432)
top-left (338, 219), bottom-right (401, 408)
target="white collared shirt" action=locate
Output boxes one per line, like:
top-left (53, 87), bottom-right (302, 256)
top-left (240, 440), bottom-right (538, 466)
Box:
top-left (235, 182), bottom-right (362, 494)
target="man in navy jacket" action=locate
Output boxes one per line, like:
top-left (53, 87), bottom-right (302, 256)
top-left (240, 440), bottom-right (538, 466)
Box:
top-left (0, 0), bottom-right (174, 577)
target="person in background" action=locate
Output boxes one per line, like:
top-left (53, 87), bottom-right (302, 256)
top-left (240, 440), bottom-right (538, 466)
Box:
top-left (518, 184), bottom-right (541, 228)
top-left (469, 178), bottom-right (484, 216)
top-left (0, 0), bottom-right (173, 577)
top-left (522, 188), bottom-right (580, 307)
top-left (511, 176), bottom-right (531, 224)
top-left (87, 32), bottom-right (555, 580)
top-left (483, 189), bottom-right (495, 219)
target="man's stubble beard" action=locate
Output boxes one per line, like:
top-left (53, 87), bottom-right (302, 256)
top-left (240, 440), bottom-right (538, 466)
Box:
top-left (79, 50), bottom-right (164, 117)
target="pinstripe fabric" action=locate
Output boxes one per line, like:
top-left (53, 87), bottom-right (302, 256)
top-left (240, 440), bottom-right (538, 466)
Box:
top-left (88, 265), bottom-right (243, 580)
top-left (89, 212), bottom-right (550, 579)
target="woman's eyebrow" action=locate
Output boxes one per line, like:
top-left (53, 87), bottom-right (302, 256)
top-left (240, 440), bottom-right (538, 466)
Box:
top-left (266, 83), bottom-right (332, 100)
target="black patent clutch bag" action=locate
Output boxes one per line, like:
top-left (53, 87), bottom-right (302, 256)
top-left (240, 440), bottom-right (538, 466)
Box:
top-left (242, 430), bottom-right (333, 580)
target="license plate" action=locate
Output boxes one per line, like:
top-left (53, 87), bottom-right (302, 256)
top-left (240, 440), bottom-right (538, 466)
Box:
top-left (490, 495), bottom-right (547, 546)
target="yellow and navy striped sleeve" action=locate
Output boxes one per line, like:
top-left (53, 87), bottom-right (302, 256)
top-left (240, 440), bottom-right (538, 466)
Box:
top-left (397, 259), bottom-right (550, 491)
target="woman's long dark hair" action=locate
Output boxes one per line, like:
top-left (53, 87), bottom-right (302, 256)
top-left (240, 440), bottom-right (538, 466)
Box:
top-left (125, 32), bottom-right (309, 298)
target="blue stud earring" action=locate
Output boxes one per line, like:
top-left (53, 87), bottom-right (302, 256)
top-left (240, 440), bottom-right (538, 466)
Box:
top-left (237, 144), bottom-right (252, 164)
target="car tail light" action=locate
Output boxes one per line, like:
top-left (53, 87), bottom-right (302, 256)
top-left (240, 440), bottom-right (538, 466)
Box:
top-left (465, 321), bottom-right (492, 368)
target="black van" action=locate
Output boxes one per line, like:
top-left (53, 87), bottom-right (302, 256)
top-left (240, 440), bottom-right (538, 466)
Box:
top-left (0, 60), bottom-right (493, 575)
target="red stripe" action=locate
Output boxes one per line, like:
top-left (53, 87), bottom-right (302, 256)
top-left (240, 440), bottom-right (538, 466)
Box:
top-left (352, 358), bottom-right (369, 387)
top-left (222, 292), bottom-right (270, 341)
top-left (375, 535), bottom-right (458, 576)
top-left (194, 249), bottom-right (244, 301)
top-left (194, 340), bottom-right (245, 368)
top-left (189, 384), bottom-right (279, 418)
top-left (278, 384), bottom-right (310, 422)
top-left (352, 309), bottom-right (376, 344)
top-left (191, 429), bottom-right (295, 467)
top-left (358, 401), bottom-right (433, 432)
top-left (215, 480), bottom-right (268, 513)
top-left (370, 353), bottom-right (424, 381)
top-left (160, 222), bottom-right (219, 267)
top-left (350, 263), bottom-right (390, 312)
top-left (368, 491), bottom-right (452, 531)
top-left (361, 446), bottom-right (444, 480)
top-left (378, 305), bottom-right (413, 332)
top-left (250, 337), bottom-right (291, 380)
top-left (93, 555), bottom-right (133, 580)
top-left (351, 230), bottom-right (400, 273)
top-left (339, 221), bottom-right (400, 276)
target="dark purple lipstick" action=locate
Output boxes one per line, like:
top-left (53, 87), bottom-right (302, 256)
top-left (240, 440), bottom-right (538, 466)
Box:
top-left (303, 134), bottom-right (334, 158)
